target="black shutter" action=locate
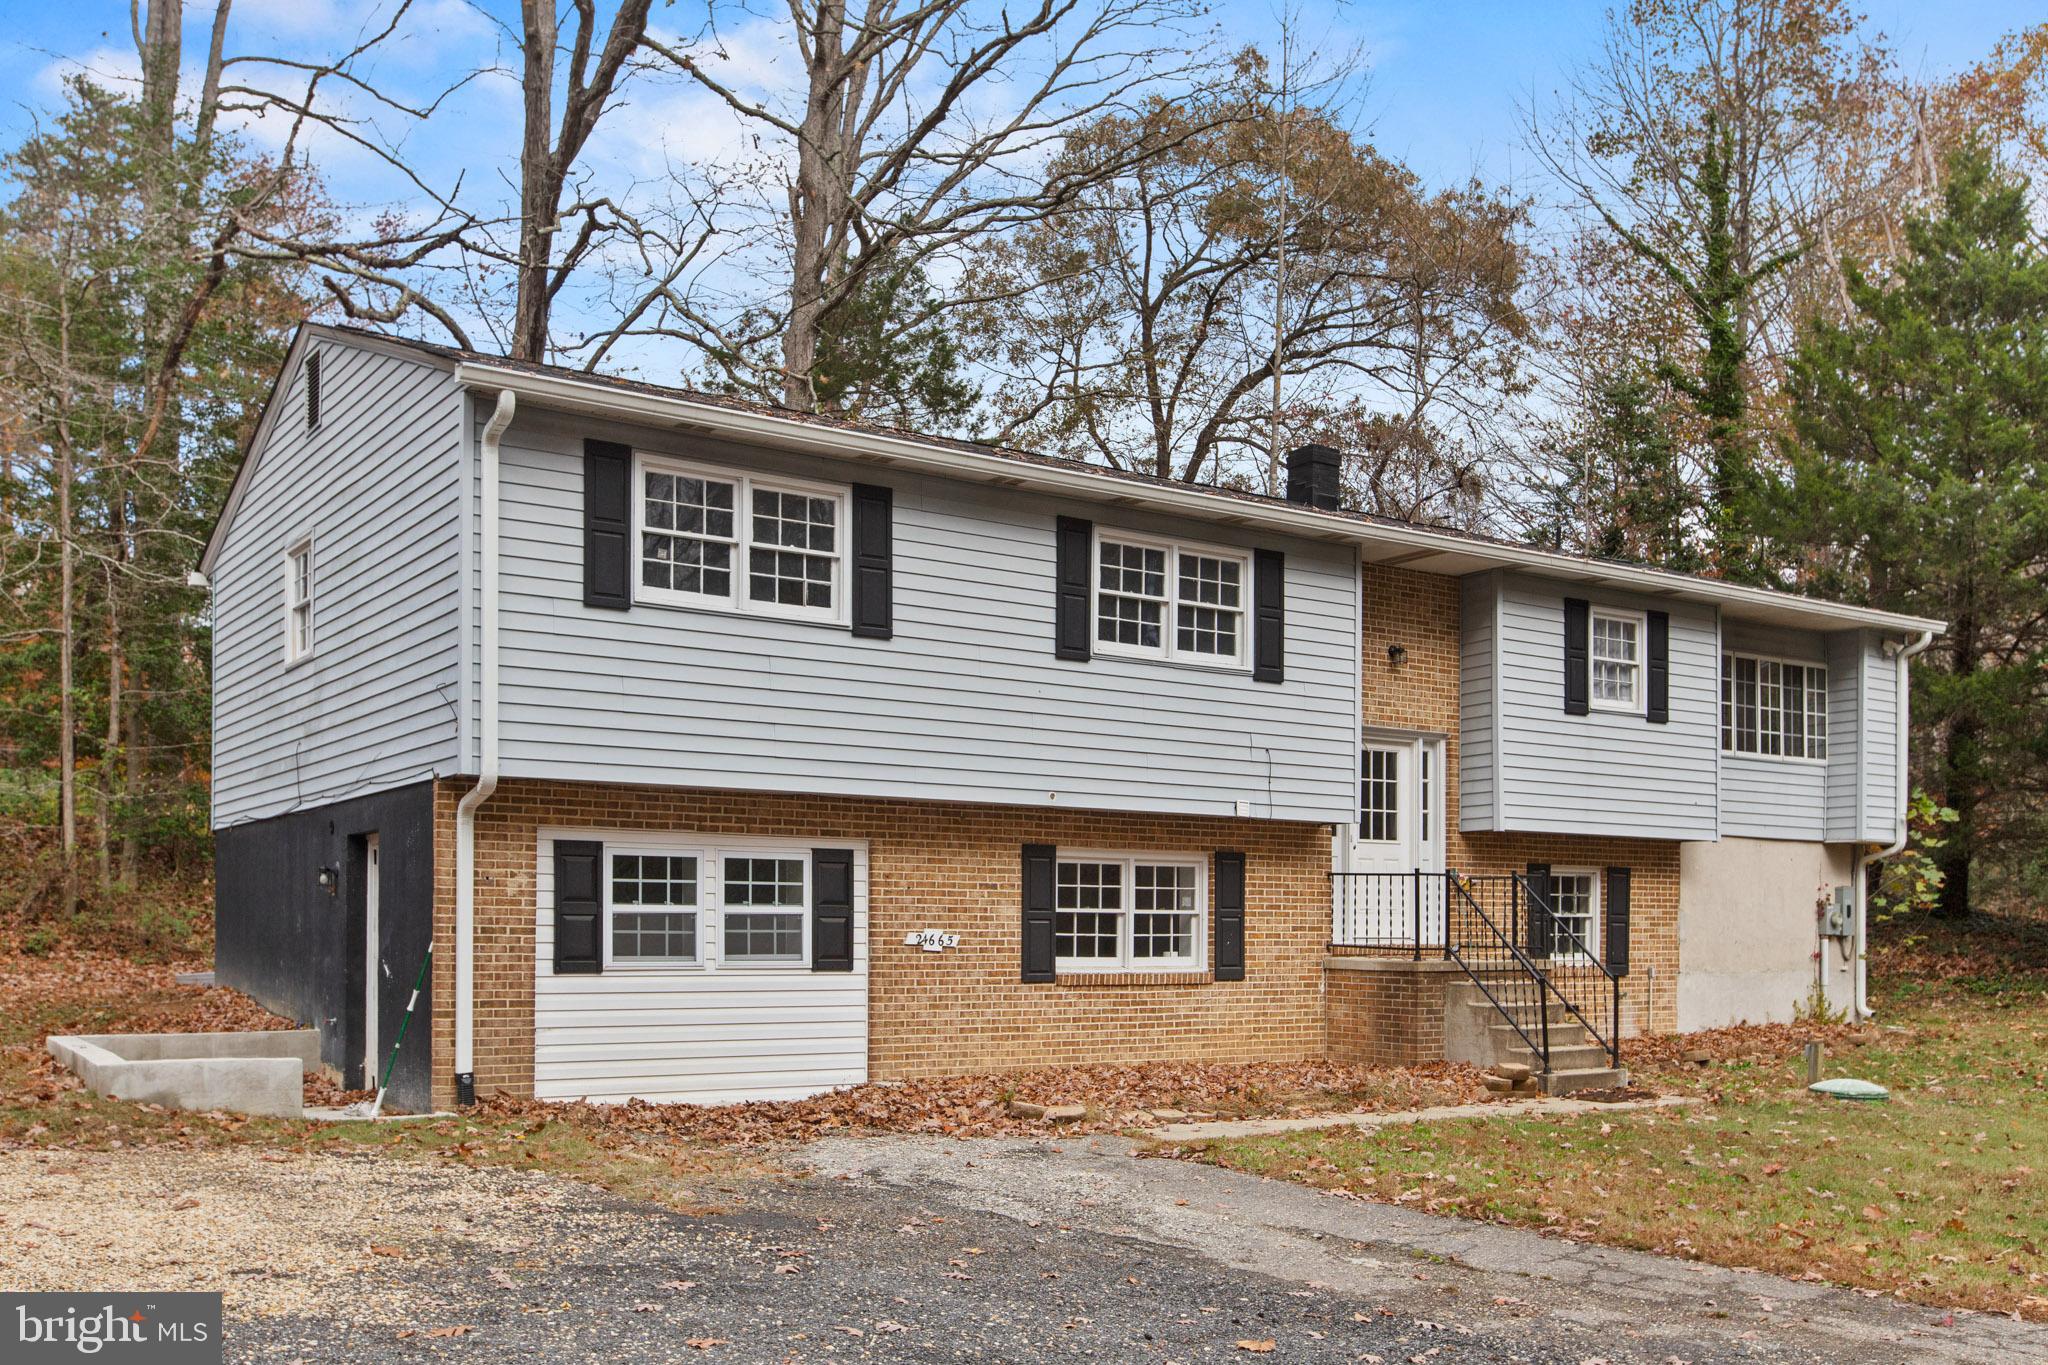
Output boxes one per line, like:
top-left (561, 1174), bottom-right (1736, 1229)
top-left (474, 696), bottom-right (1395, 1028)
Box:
top-left (1021, 843), bottom-right (1057, 982)
top-left (1054, 517), bottom-right (1092, 661)
top-left (1524, 861), bottom-right (1552, 960)
top-left (1562, 598), bottom-right (1590, 715)
top-left (553, 840), bottom-right (604, 975)
top-left (1253, 549), bottom-right (1285, 684)
top-left (812, 848), bottom-right (855, 971)
top-left (1213, 850), bottom-right (1246, 981)
top-left (850, 485), bottom-right (893, 639)
top-left (584, 439), bottom-right (632, 610)
top-left (1646, 610), bottom-right (1670, 724)
top-left (1604, 865), bottom-right (1632, 975)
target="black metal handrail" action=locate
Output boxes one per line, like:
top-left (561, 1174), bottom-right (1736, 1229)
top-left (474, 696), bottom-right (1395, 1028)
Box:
top-left (1328, 867), bottom-right (1625, 1074)
top-left (1443, 872), bottom-right (1554, 1068)
top-left (1512, 872), bottom-right (1623, 1069)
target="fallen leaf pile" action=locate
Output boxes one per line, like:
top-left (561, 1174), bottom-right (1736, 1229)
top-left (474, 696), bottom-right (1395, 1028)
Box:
top-left (474, 1057), bottom-right (1493, 1144)
top-left (1625, 1019), bottom-right (1869, 1072)
top-left (0, 947), bottom-right (291, 1046)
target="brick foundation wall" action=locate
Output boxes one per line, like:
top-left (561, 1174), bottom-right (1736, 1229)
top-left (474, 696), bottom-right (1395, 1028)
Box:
top-left (1324, 959), bottom-right (1461, 1067)
top-left (429, 779), bottom-right (1333, 1109)
top-left (1355, 563), bottom-right (1682, 1036)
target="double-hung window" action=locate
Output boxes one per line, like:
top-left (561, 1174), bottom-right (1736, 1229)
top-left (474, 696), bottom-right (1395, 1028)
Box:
top-left (1544, 868), bottom-right (1600, 960)
top-left (602, 844), bottom-right (814, 968)
top-left (283, 538), bottom-right (314, 663)
top-left (1054, 853), bottom-right (1204, 972)
top-left (1589, 608), bottom-right (1642, 712)
top-left (1094, 530), bottom-right (1248, 668)
top-left (636, 455), bottom-right (846, 622)
top-left (1721, 653), bottom-right (1828, 760)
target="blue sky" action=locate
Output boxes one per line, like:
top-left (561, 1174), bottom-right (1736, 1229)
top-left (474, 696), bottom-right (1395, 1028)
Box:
top-left (0, 1), bottom-right (2035, 369)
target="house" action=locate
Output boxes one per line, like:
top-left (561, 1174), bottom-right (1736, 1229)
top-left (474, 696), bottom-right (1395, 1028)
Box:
top-left (198, 325), bottom-right (1943, 1113)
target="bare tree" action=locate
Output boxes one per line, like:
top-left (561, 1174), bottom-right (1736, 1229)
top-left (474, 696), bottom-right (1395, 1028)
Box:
top-left (640, 0), bottom-right (1213, 410)
top-left (965, 63), bottom-right (1529, 496)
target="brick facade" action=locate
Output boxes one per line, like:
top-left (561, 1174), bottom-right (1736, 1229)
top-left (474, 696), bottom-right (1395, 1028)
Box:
top-left (429, 778), bottom-right (1332, 1110)
top-left (415, 563), bottom-right (1689, 1109)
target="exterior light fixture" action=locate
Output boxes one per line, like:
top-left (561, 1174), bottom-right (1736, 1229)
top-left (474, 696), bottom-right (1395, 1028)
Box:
top-left (1387, 644), bottom-right (1409, 665)
top-left (317, 866), bottom-right (339, 894)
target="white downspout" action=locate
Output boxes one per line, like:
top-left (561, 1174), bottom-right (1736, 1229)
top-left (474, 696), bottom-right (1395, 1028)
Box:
top-left (455, 388), bottom-right (515, 1103)
top-left (1854, 628), bottom-right (1934, 1020)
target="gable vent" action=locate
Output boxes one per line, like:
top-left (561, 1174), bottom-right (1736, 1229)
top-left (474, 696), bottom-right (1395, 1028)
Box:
top-left (305, 350), bottom-right (322, 432)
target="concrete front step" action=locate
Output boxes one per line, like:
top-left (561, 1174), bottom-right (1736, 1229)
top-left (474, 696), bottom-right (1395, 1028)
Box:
top-left (1541, 1066), bottom-right (1629, 1096)
top-left (1507, 1041), bottom-right (1614, 1072)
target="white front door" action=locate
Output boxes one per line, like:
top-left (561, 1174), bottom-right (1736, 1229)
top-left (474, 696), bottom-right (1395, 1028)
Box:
top-left (1343, 737), bottom-right (1445, 943)
top-left (364, 834), bottom-right (381, 1084)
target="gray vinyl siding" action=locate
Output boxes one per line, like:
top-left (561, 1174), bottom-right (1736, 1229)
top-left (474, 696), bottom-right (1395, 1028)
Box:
top-left (1823, 632), bottom-right (1865, 841)
top-left (485, 407), bottom-right (1357, 822)
top-left (209, 343), bottom-right (465, 827)
top-left (1479, 574), bottom-right (1719, 840)
top-left (1718, 622), bottom-right (1828, 841)
top-left (1862, 636), bottom-right (1902, 843)
top-left (1456, 573), bottom-right (1499, 829)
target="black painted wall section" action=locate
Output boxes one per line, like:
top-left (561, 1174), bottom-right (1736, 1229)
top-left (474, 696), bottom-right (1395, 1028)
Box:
top-left (215, 781), bottom-right (436, 1111)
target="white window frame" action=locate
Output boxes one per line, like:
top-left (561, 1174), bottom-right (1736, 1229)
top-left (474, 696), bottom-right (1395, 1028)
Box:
top-left (1588, 607), bottom-right (1644, 714)
top-left (282, 536), bottom-right (315, 664)
top-left (1092, 528), bottom-right (1251, 670)
top-left (1546, 867), bottom-right (1601, 963)
top-left (1720, 650), bottom-right (1829, 763)
top-left (1052, 849), bottom-right (1207, 974)
top-left (632, 451), bottom-right (849, 626)
top-left (595, 840), bottom-right (815, 972)
top-left (603, 843), bottom-right (707, 969)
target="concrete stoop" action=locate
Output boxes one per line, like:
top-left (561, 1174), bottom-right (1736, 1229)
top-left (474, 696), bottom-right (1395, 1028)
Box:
top-left (46, 1030), bottom-right (321, 1118)
top-left (1444, 983), bottom-right (1628, 1096)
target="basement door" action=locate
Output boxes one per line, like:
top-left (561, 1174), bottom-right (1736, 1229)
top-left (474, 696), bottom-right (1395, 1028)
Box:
top-left (1345, 735), bottom-right (1446, 942)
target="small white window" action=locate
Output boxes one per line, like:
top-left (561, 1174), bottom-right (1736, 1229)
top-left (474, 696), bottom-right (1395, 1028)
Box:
top-left (608, 852), bottom-right (701, 964)
top-left (283, 539), bottom-right (314, 662)
top-left (1054, 853), bottom-right (1204, 972)
top-left (722, 854), bottom-right (808, 962)
top-left (1721, 651), bottom-right (1827, 760)
top-left (1545, 869), bottom-right (1600, 960)
top-left (1589, 609), bottom-right (1642, 712)
top-left (598, 843), bottom-right (819, 969)
top-left (1095, 531), bottom-right (1248, 668)
top-left (635, 454), bottom-right (845, 623)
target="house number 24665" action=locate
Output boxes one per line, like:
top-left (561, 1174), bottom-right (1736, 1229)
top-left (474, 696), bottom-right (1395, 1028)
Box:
top-left (902, 930), bottom-right (960, 953)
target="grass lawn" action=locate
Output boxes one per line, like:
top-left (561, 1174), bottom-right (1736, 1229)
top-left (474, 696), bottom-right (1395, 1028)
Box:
top-left (1186, 914), bottom-right (2048, 1321)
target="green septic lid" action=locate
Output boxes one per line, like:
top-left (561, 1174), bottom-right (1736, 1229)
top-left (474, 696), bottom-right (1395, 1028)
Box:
top-left (1810, 1077), bottom-right (1891, 1101)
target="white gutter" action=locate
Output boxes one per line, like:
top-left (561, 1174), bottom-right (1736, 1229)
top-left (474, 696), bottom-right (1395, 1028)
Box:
top-left (449, 362), bottom-right (1946, 639)
top-left (1854, 628), bottom-right (1935, 1020)
top-left (454, 387), bottom-right (515, 1102)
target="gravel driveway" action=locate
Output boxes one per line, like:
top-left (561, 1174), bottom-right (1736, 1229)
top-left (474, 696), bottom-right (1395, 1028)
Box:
top-left (4, 1137), bottom-right (2040, 1363)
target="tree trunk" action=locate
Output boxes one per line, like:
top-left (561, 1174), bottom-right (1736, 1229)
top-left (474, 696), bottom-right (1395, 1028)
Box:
top-left (99, 586), bottom-right (119, 895)
top-left (57, 440), bottom-right (76, 917)
top-left (782, 1), bottom-right (852, 411)
top-left (512, 0), bottom-right (560, 361)
top-left (1933, 622), bottom-right (1979, 919)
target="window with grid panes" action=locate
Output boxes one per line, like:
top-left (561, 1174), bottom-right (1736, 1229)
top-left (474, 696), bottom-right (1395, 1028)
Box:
top-left (1055, 855), bottom-right (1203, 970)
top-left (1094, 531), bottom-right (1249, 667)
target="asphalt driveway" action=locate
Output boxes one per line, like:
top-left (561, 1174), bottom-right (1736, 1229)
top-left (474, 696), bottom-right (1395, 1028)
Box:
top-left (6, 1136), bottom-right (2041, 1363)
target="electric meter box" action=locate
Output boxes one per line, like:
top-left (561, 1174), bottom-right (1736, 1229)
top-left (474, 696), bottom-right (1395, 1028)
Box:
top-left (1820, 884), bottom-right (1855, 939)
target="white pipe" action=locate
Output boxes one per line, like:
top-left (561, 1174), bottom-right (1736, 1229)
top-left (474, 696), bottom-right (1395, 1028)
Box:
top-left (1854, 628), bottom-right (1935, 1020)
top-left (454, 388), bottom-right (515, 1098)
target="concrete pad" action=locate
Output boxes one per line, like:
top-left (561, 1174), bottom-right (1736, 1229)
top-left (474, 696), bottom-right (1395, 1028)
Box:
top-left (46, 1030), bottom-right (321, 1120)
top-left (1148, 1092), bottom-right (1700, 1141)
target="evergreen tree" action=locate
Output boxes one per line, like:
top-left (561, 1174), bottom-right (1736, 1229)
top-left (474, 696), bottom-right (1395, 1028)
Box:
top-left (1530, 374), bottom-right (1704, 574)
top-left (1770, 144), bottom-right (2048, 916)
